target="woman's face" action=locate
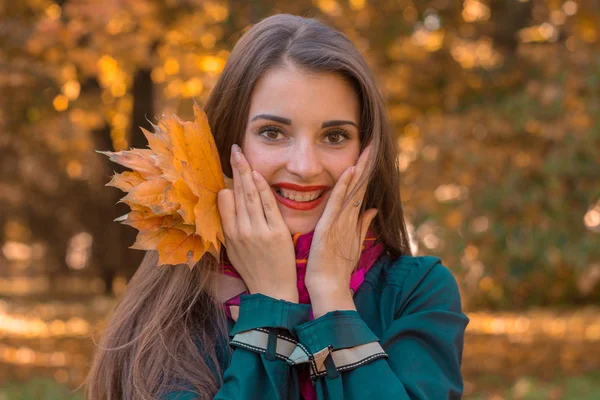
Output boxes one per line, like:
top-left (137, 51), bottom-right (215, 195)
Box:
top-left (242, 64), bottom-right (361, 235)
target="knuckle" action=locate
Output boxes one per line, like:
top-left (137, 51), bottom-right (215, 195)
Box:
top-left (262, 199), bottom-right (275, 212)
top-left (244, 191), bottom-right (256, 203)
top-left (237, 160), bottom-right (248, 171)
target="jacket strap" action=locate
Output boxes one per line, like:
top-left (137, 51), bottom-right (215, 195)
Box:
top-left (230, 328), bottom-right (388, 378)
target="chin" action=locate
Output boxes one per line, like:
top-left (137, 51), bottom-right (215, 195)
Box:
top-left (282, 215), bottom-right (319, 236)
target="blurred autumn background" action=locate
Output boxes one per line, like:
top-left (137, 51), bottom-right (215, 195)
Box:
top-left (1, 0), bottom-right (599, 398)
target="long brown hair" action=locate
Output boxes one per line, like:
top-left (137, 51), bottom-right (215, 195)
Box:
top-left (86, 14), bottom-right (412, 400)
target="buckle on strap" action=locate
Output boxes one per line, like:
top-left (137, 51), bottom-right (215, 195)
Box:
top-left (307, 341), bottom-right (387, 379)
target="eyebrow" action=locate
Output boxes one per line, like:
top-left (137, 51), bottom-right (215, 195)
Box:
top-left (250, 114), bottom-right (358, 129)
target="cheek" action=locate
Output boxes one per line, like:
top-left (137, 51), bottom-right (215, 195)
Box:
top-left (241, 135), bottom-right (281, 177)
top-left (327, 150), bottom-right (360, 181)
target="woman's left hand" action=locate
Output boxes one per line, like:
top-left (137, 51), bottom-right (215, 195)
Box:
top-left (305, 144), bottom-right (378, 318)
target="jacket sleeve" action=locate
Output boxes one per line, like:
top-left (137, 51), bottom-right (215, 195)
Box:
top-left (162, 293), bottom-right (311, 400)
top-left (291, 260), bottom-right (470, 399)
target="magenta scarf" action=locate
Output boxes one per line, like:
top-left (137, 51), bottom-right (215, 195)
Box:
top-left (218, 229), bottom-right (383, 400)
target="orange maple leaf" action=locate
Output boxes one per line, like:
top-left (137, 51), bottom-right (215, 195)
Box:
top-left (106, 171), bottom-right (145, 192)
top-left (99, 104), bottom-right (226, 269)
top-left (99, 148), bottom-right (162, 179)
top-left (155, 228), bottom-right (208, 268)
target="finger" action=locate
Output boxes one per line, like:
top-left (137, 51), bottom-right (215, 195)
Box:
top-left (317, 166), bottom-right (355, 228)
top-left (342, 144), bottom-right (373, 218)
top-left (217, 189), bottom-right (237, 236)
top-left (235, 151), bottom-right (266, 226)
top-left (252, 170), bottom-right (285, 230)
top-left (231, 146), bottom-right (250, 226)
top-left (347, 143), bottom-right (372, 197)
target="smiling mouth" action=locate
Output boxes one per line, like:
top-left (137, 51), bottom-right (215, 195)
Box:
top-left (271, 186), bottom-right (329, 211)
top-left (273, 187), bottom-right (326, 203)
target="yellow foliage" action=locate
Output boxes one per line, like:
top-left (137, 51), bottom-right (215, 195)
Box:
top-left (99, 104), bottom-right (225, 268)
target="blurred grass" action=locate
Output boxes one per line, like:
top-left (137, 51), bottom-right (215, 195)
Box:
top-left (0, 377), bottom-right (83, 400)
top-left (467, 370), bottom-right (600, 399)
top-left (1, 371), bottom-right (600, 400)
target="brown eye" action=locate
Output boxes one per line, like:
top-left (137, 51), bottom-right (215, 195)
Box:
top-left (257, 125), bottom-right (284, 141)
top-left (264, 130), bottom-right (280, 140)
top-left (325, 129), bottom-right (350, 145)
top-left (328, 132), bottom-right (342, 143)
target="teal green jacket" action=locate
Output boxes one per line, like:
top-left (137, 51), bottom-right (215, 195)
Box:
top-left (164, 255), bottom-right (469, 399)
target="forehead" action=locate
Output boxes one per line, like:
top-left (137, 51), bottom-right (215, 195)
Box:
top-left (248, 65), bottom-right (360, 124)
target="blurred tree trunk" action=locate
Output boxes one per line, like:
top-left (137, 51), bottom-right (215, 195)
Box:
top-left (86, 69), bottom-right (154, 295)
top-left (130, 69), bottom-right (154, 148)
top-left (488, 0), bottom-right (533, 52)
top-left (90, 121), bottom-right (121, 296)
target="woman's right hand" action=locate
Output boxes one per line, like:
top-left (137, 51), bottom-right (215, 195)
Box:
top-left (217, 144), bottom-right (298, 303)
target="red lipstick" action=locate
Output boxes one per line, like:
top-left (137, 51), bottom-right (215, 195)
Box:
top-left (271, 182), bottom-right (330, 211)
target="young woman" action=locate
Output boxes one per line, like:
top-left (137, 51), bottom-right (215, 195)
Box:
top-left (86, 14), bottom-right (469, 400)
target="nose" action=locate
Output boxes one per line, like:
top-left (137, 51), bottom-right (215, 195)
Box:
top-left (285, 139), bottom-right (323, 181)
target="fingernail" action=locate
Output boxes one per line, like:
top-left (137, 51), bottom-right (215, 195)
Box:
top-left (251, 171), bottom-right (260, 181)
top-left (231, 144), bottom-right (242, 162)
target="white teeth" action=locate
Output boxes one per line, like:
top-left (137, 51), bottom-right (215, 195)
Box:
top-left (277, 188), bottom-right (323, 202)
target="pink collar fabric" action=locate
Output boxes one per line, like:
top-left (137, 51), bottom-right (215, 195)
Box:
top-left (218, 229), bottom-right (384, 399)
